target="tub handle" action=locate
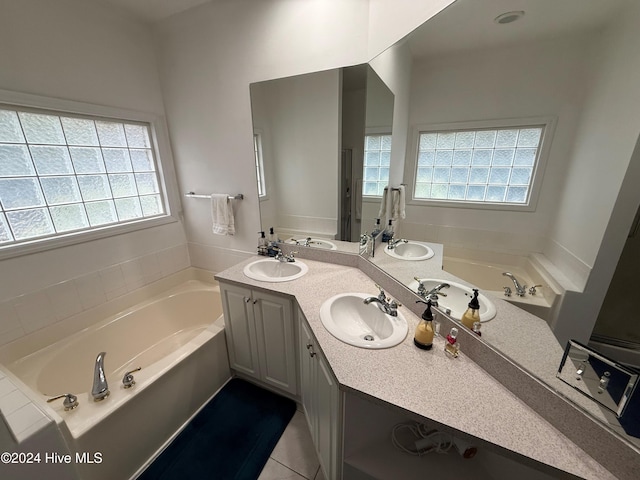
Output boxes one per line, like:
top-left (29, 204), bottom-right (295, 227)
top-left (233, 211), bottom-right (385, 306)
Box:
top-left (46, 393), bottom-right (79, 411)
top-left (123, 367), bottom-right (142, 389)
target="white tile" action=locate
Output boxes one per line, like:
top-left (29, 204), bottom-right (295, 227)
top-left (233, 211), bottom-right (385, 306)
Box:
top-left (270, 411), bottom-right (319, 479)
top-left (140, 252), bottom-right (162, 284)
top-left (258, 459), bottom-right (307, 480)
top-left (99, 265), bottom-right (127, 300)
top-left (46, 280), bottom-right (82, 321)
top-left (5, 403), bottom-right (47, 438)
top-left (0, 377), bottom-right (17, 397)
top-left (73, 272), bottom-right (107, 310)
top-left (0, 326), bottom-right (26, 347)
top-left (13, 415), bottom-right (51, 444)
top-left (13, 290), bottom-right (55, 334)
top-left (120, 258), bottom-right (145, 291)
top-left (0, 300), bottom-right (20, 334)
top-left (0, 389), bottom-right (30, 416)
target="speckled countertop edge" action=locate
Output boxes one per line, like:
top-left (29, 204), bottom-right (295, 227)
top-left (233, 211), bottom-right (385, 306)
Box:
top-left (215, 255), bottom-right (617, 480)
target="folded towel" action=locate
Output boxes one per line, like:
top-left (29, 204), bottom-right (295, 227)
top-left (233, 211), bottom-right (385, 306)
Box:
top-left (211, 194), bottom-right (235, 236)
top-left (392, 185), bottom-right (406, 220)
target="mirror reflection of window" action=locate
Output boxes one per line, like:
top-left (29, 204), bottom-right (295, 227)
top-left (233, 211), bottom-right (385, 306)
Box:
top-left (253, 132), bottom-right (266, 198)
top-left (412, 123), bottom-right (549, 207)
top-left (363, 134), bottom-right (391, 197)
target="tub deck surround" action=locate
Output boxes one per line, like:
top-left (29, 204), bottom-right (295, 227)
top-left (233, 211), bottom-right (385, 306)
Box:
top-left (0, 269), bottom-right (231, 480)
top-left (215, 257), bottom-right (615, 480)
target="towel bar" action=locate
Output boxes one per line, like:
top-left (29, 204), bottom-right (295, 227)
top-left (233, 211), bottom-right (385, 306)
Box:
top-left (184, 192), bottom-right (244, 200)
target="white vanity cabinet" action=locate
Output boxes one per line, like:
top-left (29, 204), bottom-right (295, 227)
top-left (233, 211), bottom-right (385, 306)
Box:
top-left (220, 282), bottom-right (297, 396)
top-left (298, 308), bottom-right (342, 480)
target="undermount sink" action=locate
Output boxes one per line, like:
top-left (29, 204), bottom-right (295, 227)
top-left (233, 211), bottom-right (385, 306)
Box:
top-left (407, 279), bottom-right (496, 322)
top-left (384, 241), bottom-right (435, 261)
top-left (243, 258), bottom-right (309, 282)
top-left (319, 293), bottom-right (408, 349)
top-left (285, 237), bottom-right (337, 250)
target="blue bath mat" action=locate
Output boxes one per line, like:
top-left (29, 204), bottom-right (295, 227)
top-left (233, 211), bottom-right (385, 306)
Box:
top-left (138, 378), bottom-right (296, 480)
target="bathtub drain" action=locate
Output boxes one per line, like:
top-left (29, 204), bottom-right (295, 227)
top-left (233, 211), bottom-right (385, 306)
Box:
top-left (363, 335), bottom-right (375, 341)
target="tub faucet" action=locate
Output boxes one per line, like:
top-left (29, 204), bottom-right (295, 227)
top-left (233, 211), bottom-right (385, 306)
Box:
top-left (91, 352), bottom-right (110, 401)
top-left (502, 272), bottom-right (526, 297)
top-left (363, 285), bottom-right (401, 316)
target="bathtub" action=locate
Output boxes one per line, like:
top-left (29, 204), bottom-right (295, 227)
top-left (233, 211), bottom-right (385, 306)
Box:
top-left (442, 252), bottom-right (562, 322)
top-left (0, 273), bottom-right (231, 480)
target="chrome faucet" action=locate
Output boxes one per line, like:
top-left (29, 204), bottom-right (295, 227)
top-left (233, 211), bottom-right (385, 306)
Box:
top-left (275, 248), bottom-right (297, 263)
top-left (502, 272), bottom-right (526, 297)
top-left (91, 352), bottom-right (110, 401)
top-left (414, 278), bottom-right (450, 301)
top-left (387, 235), bottom-right (408, 249)
top-left (363, 285), bottom-right (401, 316)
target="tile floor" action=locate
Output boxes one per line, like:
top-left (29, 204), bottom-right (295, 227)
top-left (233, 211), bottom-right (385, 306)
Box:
top-left (258, 408), bottom-right (325, 480)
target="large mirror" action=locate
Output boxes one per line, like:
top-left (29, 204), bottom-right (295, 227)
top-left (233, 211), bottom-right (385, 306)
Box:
top-left (249, 0), bottom-right (640, 449)
top-left (250, 64), bottom-right (393, 253)
top-left (362, 0), bottom-right (640, 448)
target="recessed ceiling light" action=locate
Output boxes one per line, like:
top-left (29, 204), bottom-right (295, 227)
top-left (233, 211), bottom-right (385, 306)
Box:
top-left (494, 11), bottom-right (525, 25)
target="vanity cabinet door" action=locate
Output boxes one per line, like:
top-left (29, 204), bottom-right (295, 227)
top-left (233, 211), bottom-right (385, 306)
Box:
top-left (253, 290), bottom-right (297, 395)
top-left (220, 283), bottom-right (260, 378)
top-left (298, 310), bottom-right (341, 480)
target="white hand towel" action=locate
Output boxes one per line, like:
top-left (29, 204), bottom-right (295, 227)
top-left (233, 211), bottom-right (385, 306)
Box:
top-left (211, 194), bottom-right (235, 236)
top-left (392, 185), bottom-right (406, 220)
top-left (378, 186), bottom-right (389, 218)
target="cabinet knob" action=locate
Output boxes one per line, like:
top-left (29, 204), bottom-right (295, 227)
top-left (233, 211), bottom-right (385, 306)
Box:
top-left (244, 297), bottom-right (251, 303)
top-left (309, 351), bottom-right (316, 358)
top-left (253, 299), bottom-right (258, 304)
top-left (306, 343), bottom-right (313, 350)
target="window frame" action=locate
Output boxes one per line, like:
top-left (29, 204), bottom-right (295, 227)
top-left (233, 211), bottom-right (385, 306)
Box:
top-left (0, 89), bottom-right (180, 260)
top-left (253, 130), bottom-right (268, 200)
top-left (405, 116), bottom-right (556, 212)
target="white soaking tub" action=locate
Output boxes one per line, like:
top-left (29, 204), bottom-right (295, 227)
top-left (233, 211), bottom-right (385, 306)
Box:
top-left (442, 252), bottom-right (562, 322)
top-left (0, 273), bottom-right (231, 480)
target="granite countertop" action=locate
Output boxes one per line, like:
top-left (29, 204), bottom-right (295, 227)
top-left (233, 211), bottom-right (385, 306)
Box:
top-left (215, 255), bottom-right (615, 480)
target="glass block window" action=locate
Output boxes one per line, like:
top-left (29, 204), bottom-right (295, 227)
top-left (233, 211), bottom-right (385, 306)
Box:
top-left (363, 134), bottom-right (391, 197)
top-left (0, 106), bottom-right (165, 245)
top-left (414, 125), bottom-right (544, 205)
top-left (254, 133), bottom-right (266, 198)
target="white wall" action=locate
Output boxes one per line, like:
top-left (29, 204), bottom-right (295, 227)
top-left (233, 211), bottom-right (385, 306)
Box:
top-left (550, 2), bottom-right (640, 345)
top-left (393, 34), bottom-right (594, 256)
top-left (0, 0), bottom-right (187, 344)
top-left (260, 70), bottom-right (341, 237)
top-left (154, 0), bottom-right (447, 271)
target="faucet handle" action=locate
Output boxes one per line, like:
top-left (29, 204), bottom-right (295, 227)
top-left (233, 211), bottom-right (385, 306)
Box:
top-left (503, 286), bottom-right (512, 297)
top-left (528, 285), bottom-right (543, 295)
top-left (374, 283), bottom-right (388, 300)
top-left (47, 393), bottom-right (79, 411)
top-left (123, 367), bottom-right (142, 389)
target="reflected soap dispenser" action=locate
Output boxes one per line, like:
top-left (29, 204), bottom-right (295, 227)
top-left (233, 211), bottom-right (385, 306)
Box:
top-left (267, 226), bottom-right (277, 244)
top-left (414, 299), bottom-right (435, 350)
top-left (460, 289), bottom-right (480, 330)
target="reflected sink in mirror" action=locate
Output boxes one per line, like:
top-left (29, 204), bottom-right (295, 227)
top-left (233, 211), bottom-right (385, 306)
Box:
top-left (284, 237), bottom-right (338, 250)
top-left (383, 240), bottom-right (435, 261)
top-left (320, 293), bottom-right (408, 349)
top-left (243, 258), bottom-right (309, 282)
top-left (407, 279), bottom-right (497, 322)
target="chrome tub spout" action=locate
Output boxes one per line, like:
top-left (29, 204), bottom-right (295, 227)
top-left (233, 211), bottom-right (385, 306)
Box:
top-left (502, 272), bottom-right (526, 297)
top-left (92, 352), bottom-right (110, 401)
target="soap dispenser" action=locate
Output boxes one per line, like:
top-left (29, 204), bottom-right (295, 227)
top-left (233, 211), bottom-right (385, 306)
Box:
top-left (460, 289), bottom-right (480, 330)
top-left (414, 299), bottom-right (435, 350)
top-left (372, 218), bottom-right (381, 237)
top-left (267, 226), bottom-right (277, 244)
top-left (258, 231), bottom-right (267, 255)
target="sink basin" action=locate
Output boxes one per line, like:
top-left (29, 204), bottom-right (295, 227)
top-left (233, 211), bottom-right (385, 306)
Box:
top-left (319, 293), bottom-right (408, 349)
top-left (285, 237), bottom-right (337, 250)
top-left (384, 241), bottom-right (434, 261)
top-left (407, 279), bottom-right (497, 322)
top-left (243, 258), bottom-right (309, 282)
